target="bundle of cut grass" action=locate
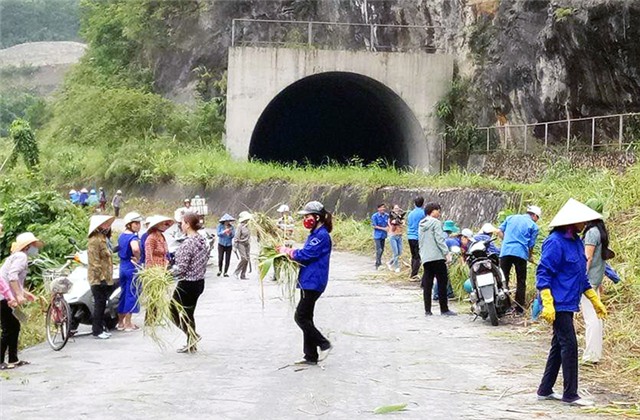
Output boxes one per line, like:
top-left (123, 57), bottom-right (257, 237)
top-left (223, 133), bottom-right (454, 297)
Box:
top-left (137, 266), bottom-right (195, 347)
top-left (249, 212), bottom-right (301, 304)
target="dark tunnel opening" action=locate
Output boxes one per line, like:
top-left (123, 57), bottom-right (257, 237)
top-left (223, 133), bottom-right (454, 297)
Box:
top-left (248, 72), bottom-right (425, 167)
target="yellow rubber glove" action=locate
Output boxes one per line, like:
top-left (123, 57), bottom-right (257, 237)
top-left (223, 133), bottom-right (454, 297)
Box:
top-left (540, 289), bottom-right (555, 323)
top-left (584, 288), bottom-right (607, 319)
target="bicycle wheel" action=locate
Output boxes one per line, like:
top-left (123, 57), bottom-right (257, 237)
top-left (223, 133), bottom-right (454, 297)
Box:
top-left (45, 295), bottom-right (71, 351)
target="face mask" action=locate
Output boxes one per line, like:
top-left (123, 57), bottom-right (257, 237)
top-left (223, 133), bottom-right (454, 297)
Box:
top-left (303, 217), bottom-right (317, 230)
top-left (26, 246), bottom-right (39, 256)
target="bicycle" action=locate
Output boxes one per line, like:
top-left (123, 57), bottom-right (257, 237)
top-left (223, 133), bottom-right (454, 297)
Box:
top-left (42, 267), bottom-right (73, 351)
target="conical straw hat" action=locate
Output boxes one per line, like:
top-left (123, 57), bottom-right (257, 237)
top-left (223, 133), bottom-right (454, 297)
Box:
top-left (88, 215), bottom-right (116, 236)
top-left (548, 198), bottom-right (603, 228)
top-left (219, 213), bottom-right (235, 222)
top-left (146, 215), bottom-right (174, 230)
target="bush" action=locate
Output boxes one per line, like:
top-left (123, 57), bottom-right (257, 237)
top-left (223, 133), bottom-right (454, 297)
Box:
top-left (0, 189), bottom-right (88, 263)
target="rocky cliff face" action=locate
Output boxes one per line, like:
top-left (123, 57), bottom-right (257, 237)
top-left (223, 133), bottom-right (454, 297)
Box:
top-left (151, 0), bottom-right (640, 128)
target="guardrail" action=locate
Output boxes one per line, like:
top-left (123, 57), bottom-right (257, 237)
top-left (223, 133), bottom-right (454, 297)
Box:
top-left (476, 112), bottom-right (640, 153)
top-left (231, 18), bottom-right (443, 52)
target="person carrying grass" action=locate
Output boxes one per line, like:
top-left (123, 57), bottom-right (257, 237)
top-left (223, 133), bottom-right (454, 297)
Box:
top-left (278, 201), bottom-right (333, 366)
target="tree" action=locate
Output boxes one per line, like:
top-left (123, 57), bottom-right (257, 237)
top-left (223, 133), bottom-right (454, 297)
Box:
top-left (3, 118), bottom-right (40, 172)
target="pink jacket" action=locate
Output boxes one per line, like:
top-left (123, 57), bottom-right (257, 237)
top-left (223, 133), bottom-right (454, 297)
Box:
top-left (0, 279), bottom-right (14, 302)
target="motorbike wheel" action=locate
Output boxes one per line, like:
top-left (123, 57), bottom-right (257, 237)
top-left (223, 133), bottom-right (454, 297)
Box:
top-left (46, 295), bottom-right (71, 351)
top-left (487, 301), bottom-right (499, 326)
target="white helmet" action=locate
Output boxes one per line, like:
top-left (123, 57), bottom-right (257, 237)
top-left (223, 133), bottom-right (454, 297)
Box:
top-left (277, 204), bottom-right (290, 213)
top-left (527, 205), bottom-right (542, 218)
top-left (123, 212), bottom-right (143, 226)
top-left (238, 211), bottom-right (253, 223)
top-left (480, 223), bottom-right (498, 234)
top-left (69, 189), bottom-right (77, 194)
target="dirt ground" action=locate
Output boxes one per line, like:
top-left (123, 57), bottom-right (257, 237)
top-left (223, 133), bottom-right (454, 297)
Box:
top-left (0, 249), bottom-right (608, 419)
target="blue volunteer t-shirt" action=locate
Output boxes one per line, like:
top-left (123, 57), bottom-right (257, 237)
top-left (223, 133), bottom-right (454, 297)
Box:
top-left (371, 212), bottom-right (389, 240)
top-left (406, 207), bottom-right (425, 240)
top-left (499, 214), bottom-right (539, 260)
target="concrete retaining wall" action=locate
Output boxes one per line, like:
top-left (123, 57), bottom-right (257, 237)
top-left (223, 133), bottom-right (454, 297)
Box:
top-left (130, 182), bottom-right (517, 229)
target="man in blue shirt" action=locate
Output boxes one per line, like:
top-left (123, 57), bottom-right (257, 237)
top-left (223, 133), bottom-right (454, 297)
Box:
top-left (406, 197), bottom-right (425, 279)
top-left (498, 205), bottom-right (541, 314)
top-left (371, 204), bottom-right (389, 270)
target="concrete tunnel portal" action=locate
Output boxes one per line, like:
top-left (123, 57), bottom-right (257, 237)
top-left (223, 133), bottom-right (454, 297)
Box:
top-left (248, 72), bottom-right (426, 167)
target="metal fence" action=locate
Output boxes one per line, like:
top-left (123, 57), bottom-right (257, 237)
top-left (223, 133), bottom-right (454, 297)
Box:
top-left (231, 18), bottom-right (443, 52)
top-left (476, 112), bottom-right (640, 153)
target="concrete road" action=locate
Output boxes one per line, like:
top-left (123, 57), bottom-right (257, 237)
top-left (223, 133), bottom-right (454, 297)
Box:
top-left (1, 251), bottom-right (591, 419)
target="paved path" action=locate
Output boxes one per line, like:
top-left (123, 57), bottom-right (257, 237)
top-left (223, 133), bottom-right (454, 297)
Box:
top-left (1, 251), bottom-right (592, 419)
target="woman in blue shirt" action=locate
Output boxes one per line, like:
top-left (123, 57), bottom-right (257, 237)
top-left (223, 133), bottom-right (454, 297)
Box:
top-left (278, 201), bottom-right (333, 366)
top-left (536, 199), bottom-right (607, 407)
top-left (216, 214), bottom-right (235, 277)
top-left (117, 212), bottom-right (143, 332)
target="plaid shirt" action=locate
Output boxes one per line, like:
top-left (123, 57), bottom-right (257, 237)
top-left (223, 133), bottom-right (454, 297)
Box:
top-left (144, 231), bottom-right (168, 268)
top-left (173, 234), bottom-right (208, 281)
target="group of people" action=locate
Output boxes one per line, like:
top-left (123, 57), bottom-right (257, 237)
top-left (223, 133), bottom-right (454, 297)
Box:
top-left (69, 188), bottom-right (125, 217)
top-left (372, 197), bottom-right (542, 317)
top-left (0, 192), bottom-right (614, 405)
top-left (371, 196), bottom-right (611, 406)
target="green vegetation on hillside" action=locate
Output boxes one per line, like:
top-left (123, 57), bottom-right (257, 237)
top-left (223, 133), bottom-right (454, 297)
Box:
top-left (0, 0), bottom-right (80, 48)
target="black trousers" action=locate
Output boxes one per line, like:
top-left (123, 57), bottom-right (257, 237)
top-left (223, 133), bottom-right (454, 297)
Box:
top-left (171, 280), bottom-right (205, 338)
top-left (537, 312), bottom-right (579, 402)
top-left (0, 300), bottom-right (20, 364)
top-left (294, 289), bottom-right (331, 363)
top-left (114, 207), bottom-right (120, 217)
top-left (217, 245), bottom-right (232, 274)
top-left (499, 255), bottom-right (528, 312)
top-left (408, 239), bottom-right (421, 277)
top-left (421, 260), bottom-right (450, 314)
top-left (91, 283), bottom-right (113, 336)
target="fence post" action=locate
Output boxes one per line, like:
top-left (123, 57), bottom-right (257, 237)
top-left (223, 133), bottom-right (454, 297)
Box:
top-left (523, 124), bottom-right (528, 153)
top-left (231, 19), bottom-right (236, 47)
top-left (544, 123), bottom-right (549, 150)
top-left (591, 117), bottom-right (595, 151)
top-left (370, 24), bottom-right (375, 50)
top-left (308, 21), bottom-right (313, 47)
top-left (619, 114), bottom-right (624, 150)
top-left (486, 128), bottom-right (490, 152)
top-left (566, 119), bottom-right (571, 152)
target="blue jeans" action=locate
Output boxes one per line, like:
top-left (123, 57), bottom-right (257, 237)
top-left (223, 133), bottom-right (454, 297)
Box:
top-left (374, 238), bottom-right (385, 268)
top-left (432, 279), bottom-right (455, 298)
top-left (537, 311), bottom-right (579, 402)
top-left (388, 235), bottom-right (402, 269)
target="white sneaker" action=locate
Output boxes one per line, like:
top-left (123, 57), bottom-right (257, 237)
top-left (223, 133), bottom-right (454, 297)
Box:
top-left (564, 398), bottom-right (595, 407)
top-left (94, 332), bottom-right (110, 340)
top-left (394, 267), bottom-right (400, 273)
top-left (537, 392), bottom-right (562, 401)
top-left (386, 262), bottom-right (393, 271)
top-left (318, 345), bottom-right (333, 361)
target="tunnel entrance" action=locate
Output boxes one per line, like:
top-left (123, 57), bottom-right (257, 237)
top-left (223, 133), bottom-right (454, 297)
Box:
top-left (248, 72), bottom-right (425, 167)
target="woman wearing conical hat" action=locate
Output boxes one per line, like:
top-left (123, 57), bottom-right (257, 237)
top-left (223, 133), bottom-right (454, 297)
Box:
top-left (535, 198), bottom-right (607, 407)
top-left (88, 215), bottom-right (116, 339)
top-left (144, 216), bottom-right (174, 269)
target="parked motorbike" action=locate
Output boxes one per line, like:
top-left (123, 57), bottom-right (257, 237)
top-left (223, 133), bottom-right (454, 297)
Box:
top-left (65, 238), bottom-right (121, 333)
top-left (465, 238), bottom-right (511, 326)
